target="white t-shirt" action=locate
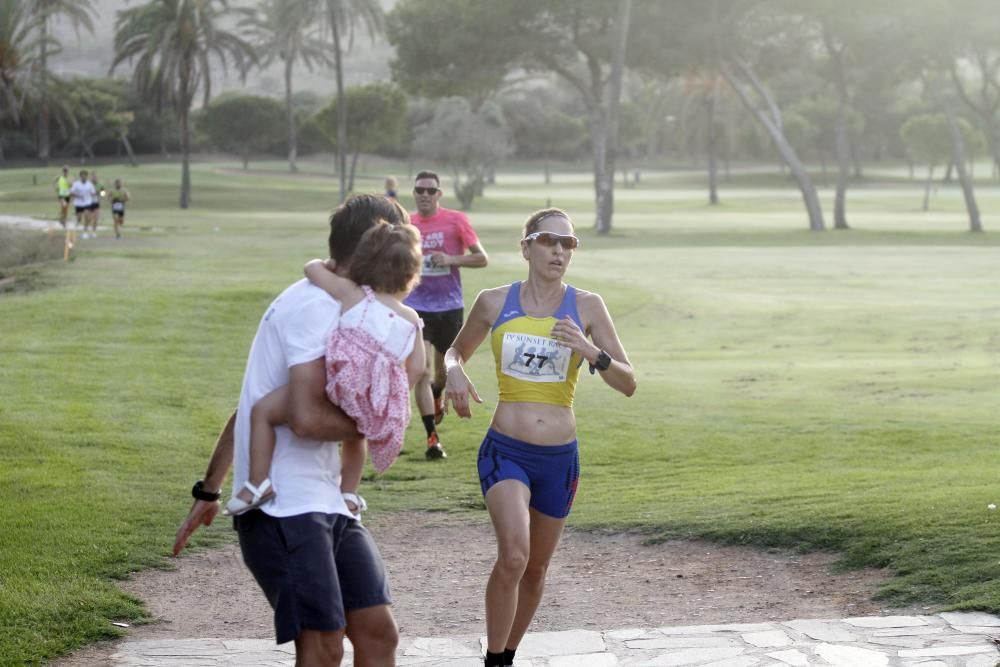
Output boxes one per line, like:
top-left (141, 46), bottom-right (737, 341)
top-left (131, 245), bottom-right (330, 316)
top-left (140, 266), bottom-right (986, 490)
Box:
top-left (69, 180), bottom-right (95, 208)
top-left (231, 279), bottom-right (353, 518)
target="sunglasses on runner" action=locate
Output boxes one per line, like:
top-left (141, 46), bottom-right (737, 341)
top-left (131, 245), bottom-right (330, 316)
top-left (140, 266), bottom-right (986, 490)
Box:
top-left (523, 231), bottom-right (580, 250)
top-left (414, 186), bottom-right (439, 195)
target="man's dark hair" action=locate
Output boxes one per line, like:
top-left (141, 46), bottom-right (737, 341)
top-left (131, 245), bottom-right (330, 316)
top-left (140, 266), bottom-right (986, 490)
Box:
top-left (328, 194), bottom-right (410, 265)
top-left (414, 170), bottom-right (440, 185)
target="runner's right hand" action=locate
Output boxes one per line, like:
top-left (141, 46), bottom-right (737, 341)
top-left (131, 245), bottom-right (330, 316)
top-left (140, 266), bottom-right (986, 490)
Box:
top-left (444, 366), bottom-right (482, 419)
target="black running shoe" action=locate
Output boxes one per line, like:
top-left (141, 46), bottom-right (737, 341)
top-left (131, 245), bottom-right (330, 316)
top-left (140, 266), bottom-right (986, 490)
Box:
top-left (425, 433), bottom-right (447, 459)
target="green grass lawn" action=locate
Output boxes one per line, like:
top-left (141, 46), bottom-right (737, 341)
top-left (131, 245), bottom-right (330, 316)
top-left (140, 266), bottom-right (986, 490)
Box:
top-left (1, 158), bottom-right (1000, 663)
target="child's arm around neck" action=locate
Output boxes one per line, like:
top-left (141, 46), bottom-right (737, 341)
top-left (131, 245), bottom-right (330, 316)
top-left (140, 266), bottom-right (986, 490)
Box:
top-left (304, 259), bottom-right (363, 309)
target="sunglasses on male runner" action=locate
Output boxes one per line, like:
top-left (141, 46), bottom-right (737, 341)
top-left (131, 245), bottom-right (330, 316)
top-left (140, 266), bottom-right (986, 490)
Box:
top-left (523, 231), bottom-right (580, 250)
top-left (413, 186), bottom-right (440, 195)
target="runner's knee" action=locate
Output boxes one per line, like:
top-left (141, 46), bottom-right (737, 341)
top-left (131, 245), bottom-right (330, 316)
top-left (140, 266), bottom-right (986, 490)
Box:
top-left (295, 630), bottom-right (345, 666)
top-left (495, 547), bottom-right (529, 581)
top-left (347, 611), bottom-right (399, 655)
top-left (520, 561), bottom-right (551, 593)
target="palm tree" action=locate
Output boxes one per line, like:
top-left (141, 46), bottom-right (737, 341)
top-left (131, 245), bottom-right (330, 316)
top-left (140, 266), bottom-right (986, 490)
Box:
top-left (28, 0), bottom-right (96, 163)
top-left (1, 4), bottom-right (79, 162)
top-left (243, 0), bottom-right (331, 173)
top-left (317, 0), bottom-right (384, 202)
top-left (0, 0), bottom-right (43, 126)
top-left (111, 0), bottom-right (256, 209)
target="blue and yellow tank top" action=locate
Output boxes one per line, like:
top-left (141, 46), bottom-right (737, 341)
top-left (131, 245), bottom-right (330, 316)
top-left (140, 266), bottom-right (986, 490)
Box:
top-left (490, 281), bottom-right (584, 407)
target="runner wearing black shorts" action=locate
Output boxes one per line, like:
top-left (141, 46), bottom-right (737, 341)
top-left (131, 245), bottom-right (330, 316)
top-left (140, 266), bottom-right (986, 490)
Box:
top-left (55, 166), bottom-right (71, 228)
top-left (69, 170), bottom-right (96, 239)
top-left (110, 179), bottom-right (130, 239)
top-left (403, 171), bottom-right (489, 459)
top-left (87, 171), bottom-right (104, 236)
top-left (418, 308), bottom-right (464, 358)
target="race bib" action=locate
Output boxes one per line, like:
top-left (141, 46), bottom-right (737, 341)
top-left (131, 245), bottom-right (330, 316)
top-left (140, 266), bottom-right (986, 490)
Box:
top-left (500, 332), bottom-right (571, 383)
top-left (111, 202), bottom-right (125, 212)
top-left (421, 254), bottom-right (450, 277)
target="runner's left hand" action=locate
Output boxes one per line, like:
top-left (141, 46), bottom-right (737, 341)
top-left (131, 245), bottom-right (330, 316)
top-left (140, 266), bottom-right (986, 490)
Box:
top-left (550, 316), bottom-right (590, 355)
top-left (173, 499), bottom-right (220, 556)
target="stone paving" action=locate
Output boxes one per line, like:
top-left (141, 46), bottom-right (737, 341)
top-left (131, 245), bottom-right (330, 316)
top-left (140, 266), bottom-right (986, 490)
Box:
top-left (110, 612), bottom-right (1000, 666)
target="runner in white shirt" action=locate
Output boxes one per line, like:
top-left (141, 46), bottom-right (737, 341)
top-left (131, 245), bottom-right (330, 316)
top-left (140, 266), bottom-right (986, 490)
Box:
top-left (69, 170), bottom-right (96, 239)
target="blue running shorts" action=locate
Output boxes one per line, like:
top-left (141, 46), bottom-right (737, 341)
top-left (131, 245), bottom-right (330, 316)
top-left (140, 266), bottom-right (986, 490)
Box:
top-left (477, 428), bottom-right (580, 519)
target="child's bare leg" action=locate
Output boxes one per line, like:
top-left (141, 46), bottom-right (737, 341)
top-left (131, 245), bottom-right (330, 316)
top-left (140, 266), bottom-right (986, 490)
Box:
top-left (237, 385), bottom-right (290, 504)
top-left (340, 438), bottom-right (367, 516)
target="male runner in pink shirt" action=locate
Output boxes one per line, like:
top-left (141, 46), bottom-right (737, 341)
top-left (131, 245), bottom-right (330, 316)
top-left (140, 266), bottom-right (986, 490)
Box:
top-left (404, 171), bottom-right (489, 458)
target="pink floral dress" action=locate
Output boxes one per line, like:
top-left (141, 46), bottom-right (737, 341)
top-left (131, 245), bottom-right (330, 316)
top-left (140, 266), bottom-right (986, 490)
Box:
top-left (325, 286), bottom-right (421, 473)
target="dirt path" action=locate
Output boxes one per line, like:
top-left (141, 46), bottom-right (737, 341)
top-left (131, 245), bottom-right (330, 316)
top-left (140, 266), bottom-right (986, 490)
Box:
top-left (54, 511), bottom-right (927, 665)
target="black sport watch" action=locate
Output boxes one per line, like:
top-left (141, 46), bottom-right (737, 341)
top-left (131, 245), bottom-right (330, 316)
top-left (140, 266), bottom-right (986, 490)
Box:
top-left (589, 349), bottom-right (612, 374)
top-left (191, 480), bottom-right (221, 502)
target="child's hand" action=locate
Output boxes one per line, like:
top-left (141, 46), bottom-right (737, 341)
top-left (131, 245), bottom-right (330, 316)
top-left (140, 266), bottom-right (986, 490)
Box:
top-left (304, 258), bottom-right (328, 275)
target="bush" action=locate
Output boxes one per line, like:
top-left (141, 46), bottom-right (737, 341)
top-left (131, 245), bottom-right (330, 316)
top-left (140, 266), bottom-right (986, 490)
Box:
top-left (0, 228), bottom-right (64, 274)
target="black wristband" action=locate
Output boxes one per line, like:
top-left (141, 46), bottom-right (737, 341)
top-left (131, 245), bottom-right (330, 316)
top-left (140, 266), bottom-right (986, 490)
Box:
top-left (589, 349), bottom-right (612, 374)
top-left (192, 480), bottom-right (221, 502)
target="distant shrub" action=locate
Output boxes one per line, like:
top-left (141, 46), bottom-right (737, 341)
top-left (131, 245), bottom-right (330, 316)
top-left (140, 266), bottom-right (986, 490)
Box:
top-left (0, 228), bottom-right (63, 274)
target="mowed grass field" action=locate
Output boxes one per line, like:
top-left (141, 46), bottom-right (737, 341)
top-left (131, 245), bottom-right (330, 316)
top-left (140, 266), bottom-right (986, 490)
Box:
top-left (1, 158), bottom-right (1000, 664)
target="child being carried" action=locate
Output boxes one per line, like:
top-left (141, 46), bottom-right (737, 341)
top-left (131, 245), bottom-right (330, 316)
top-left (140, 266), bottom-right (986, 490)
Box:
top-left (227, 222), bottom-right (425, 516)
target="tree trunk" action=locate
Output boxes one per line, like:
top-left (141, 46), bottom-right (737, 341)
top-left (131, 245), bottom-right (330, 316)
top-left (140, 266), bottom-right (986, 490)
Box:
top-left (722, 60), bottom-right (825, 231)
top-left (595, 0), bottom-right (631, 235)
top-left (38, 16), bottom-right (51, 164)
top-left (243, 152), bottom-right (249, 170)
top-left (707, 0), bottom-right (720, 205)
top-left (923, 165), bottom-right (934, 210)
top-left (331, 15), bottom-right (347, 203)
top-left (706, 79), bottom-right (719, 205)
top-left (544, 157), bottom-right (550, 184)
top-left (349, 150), bottom-right (360, 192)
top-left (285, 56), bottom-right (298, 174)
top-left (822, 24), bottom-right (850, 230)
top-left (120, 131), bottom-right (138, 167)
top-left (990, 125), bottom-right (1000, 180)
top-left (943, 160), bottom-right (953, 182)
top-left (949, 63), bottom-right (1000, 182)
top-left (943, 112), bottom-right (982, 232)
top-left (850, 140), bottom-right (863, 179)
top-left (179, 105), bottom-right (191, 209)
top-left (930, 77), bottom-right (982, 231)
top-left (590, 106), bottom-right (613, 234)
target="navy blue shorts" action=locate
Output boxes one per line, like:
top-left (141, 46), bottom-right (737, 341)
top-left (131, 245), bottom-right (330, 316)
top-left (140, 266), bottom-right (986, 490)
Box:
top-left (477, 428), bottom-right (580, 519)
top-left (234, 511), bottom-right (392, 645)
